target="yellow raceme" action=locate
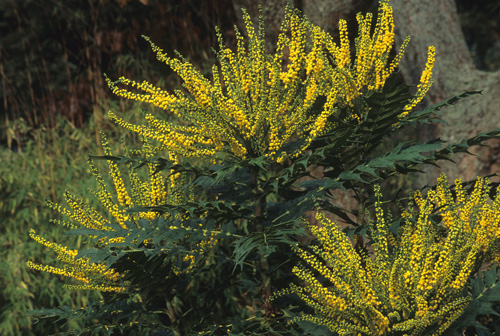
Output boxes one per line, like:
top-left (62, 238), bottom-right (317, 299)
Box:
top-left (106, 0), bottom-right (435, 163)
top-left (27, 134), bottom-right (215, 292)
top-left (27, 229), bottom-right (125, 292)
top-left (279, 175), bottom-right (500, 336)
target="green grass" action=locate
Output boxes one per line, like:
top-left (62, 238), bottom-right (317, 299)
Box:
top-left (0, 101), bottom-right (149, 335)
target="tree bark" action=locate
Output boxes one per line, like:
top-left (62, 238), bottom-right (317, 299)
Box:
top-left (391, 0), bottom-right (500, 186)
top-left (302, 0), bottom-right (372, 35)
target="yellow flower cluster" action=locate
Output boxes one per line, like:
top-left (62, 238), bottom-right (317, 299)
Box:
top-left (279, 174), bottom-right (500, 336)
top-left (27, 229), bottom-right (125, 292)
top-left (27, 134), bottom-right (216, 292)
top-left (434, 175), bottom-right (500, 260)
top-left (107, 1), bottom-right (434, 163)
top-left (400, 46), bottom-right (436, 118)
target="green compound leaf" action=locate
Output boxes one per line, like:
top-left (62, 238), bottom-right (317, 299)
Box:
top-left (434, 128), bottom-right (500, 159)
top-left (366, 142), bottom-right (443, 168)
top-left (295, 320), bottom-right (332, 336)
top-left (315, 90), bottom-right (488, 187)
top-left (233, 222), bottom-right (304, 272)
top-left (29, 298), bottom-right (168, 336)
top-left (338, 140), bottom-right (444, 184)
top-left (407, 90), bottom-right (483, 124)
top-left (443, 266), bottom-right (500, 336)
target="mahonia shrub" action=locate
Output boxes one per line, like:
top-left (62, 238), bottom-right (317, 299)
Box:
top-left (105, 0), bottom-right (434, 163)
top-left (276, 175), bottom-right (500, 336)
top-left (26, 1), bottom-right (500, 335)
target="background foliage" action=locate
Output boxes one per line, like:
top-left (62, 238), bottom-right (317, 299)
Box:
top-left (1, 1), bottom-right (233, 334)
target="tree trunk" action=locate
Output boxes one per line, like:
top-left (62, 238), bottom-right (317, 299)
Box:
top-left (302, 0), bottom-right (373, 36)
top-left (391, 0), bottom-right (500, 186)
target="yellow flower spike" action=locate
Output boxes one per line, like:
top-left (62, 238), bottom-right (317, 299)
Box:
top-left (280, 12), bottom-right (306, 87)
top-left (409, 190), bottom-right (435, 277)
top-left (336, 19), bottom-right (350, 68)
top-left (64, 284), bottom-right (126, 293)
top-left (450, 243), bottom-right (481, 290)
top-left (454, 178), bottom-right (466, 205)
top-left (46, 196), bottom-right (111, 232)
top-left (400, 45), bottom-right (436, 118)
top-left (372, 185), bottom-right (392, 286)
top-left (148, 164), bottom-right (166, 206)
top-left (28, 229), bottom-right (77, 259)
top-left (461, 177), bottom-right (488, 225)
top-left (354, 11), bottom-right (373, 90)
top-left (235, 28), bottom-right (251, 95)
top-left (88, 158), bottom-right (129, 229)
top-left (388, 35), bottom-right (411, 75)
top-left (62, 191), bottom-right (111, 231)
top-left (106, 76), bottom-right (181, 117)
top-left (436, 174), bottom-right (459, 230)
top-left (142, 37), bottom-right (212, 108)
top-left (27, 229), bottom-right (126, 292)
top-left (281, 174), bottom-right (500, 335)
top-left (27, 261), bottom-right (71, 278)
top-left (107, 1), bottom-right (429, 162)
top-left (108, 112), bottom-right (216, 159)
top-left (430, 297), bottom-right (471, 336)
top-left (101, 132), bottom-right (132, 208)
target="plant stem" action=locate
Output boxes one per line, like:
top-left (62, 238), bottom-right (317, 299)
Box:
top-left (250, 166), bottom-right (275, 317)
